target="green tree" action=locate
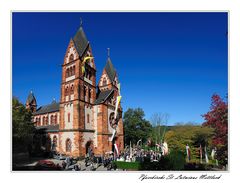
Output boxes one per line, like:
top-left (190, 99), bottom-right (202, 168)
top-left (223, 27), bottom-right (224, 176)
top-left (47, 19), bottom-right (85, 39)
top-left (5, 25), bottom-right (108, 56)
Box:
top-left (12, 97), bottom-right (35, 152)
top-left (123, 108), bottom-right (152, 145)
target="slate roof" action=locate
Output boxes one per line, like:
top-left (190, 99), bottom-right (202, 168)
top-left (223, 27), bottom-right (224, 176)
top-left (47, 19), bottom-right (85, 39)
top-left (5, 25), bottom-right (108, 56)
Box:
top-left (104, 58), bottom-right (116, 82)
top-left (73, 26), bottom-right (89, 57)
top-left (26, 92), bottom-right (36, 103)
top-left (33, 101), bottom-right (59, 115)
top-left (94, 89), bottom-right (114, 105)
top-left (35, 124), bottom-right (59, 132)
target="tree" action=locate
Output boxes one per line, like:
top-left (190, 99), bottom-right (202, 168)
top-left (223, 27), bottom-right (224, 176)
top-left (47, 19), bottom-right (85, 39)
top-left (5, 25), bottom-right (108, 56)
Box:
top-left (150, 113), bottom-right (169, 144)
top-left (12, 97), bottom-right (35, 152)
top-left (164, 124), bottom-right (213, 160)
top-left (123, 108), bottom-right (152, 145)
top-left (202, 94), bottom-right (228, 166)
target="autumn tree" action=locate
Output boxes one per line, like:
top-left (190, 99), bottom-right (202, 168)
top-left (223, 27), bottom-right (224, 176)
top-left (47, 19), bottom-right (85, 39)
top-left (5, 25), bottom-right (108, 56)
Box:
top-left (202, 94), bottom-right (228, 166)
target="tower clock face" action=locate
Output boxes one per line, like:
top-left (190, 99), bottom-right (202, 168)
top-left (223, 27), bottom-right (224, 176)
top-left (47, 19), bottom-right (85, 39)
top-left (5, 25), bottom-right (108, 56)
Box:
top-left (109, 112), bottom-right (120, 129)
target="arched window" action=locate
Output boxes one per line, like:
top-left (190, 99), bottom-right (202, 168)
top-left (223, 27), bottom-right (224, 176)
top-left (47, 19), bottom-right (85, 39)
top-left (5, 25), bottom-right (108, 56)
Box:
top-left (65, 86), bottom-right (69, 96)
top-left (69, 54), bottom-right (74, 62)
top-left (89, 88), bottom-right (91, 101)
top-left (66, 68), bottom-right (69, 78)
top-left (66, 138), bottom-right (71, 152)
top-left (46, 116), bottom-right (48, 125)
top-left (43, 116), bottom-right (45, 126)
top-left (73, 66), bottom-right (75, 75)
top-left (50, 115), bottom-right (53, 125)
top-left (87, 114), bottom-right (90, 123)
top-left (70, 67), bottom-right (73, 76)
top-left (55, 114), bottom-right (57, 125)
top-left (103, 78), bottom-right (107, 86)
top-left (70, 85), bottom-right (74, 94)
top-left (39, 117), bottom-right (41, 126)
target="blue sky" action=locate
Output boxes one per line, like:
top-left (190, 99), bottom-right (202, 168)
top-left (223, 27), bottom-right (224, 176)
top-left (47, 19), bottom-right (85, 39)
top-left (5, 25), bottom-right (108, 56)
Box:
top-left (12, 12), bottom-right (228, 125)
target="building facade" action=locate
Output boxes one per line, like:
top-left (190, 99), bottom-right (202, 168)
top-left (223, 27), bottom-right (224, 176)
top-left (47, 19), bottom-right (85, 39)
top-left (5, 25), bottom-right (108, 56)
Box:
top-left (26, 24), bottom-right (124, 157)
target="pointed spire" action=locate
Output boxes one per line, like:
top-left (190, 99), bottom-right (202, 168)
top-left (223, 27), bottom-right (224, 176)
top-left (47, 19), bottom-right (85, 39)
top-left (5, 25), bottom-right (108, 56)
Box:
top-left (73, 18), bottom-right (89, 57)
top-left (107, 48), bottom-right (110, 58)
top-left (80, 17), bottom-right (83, 27)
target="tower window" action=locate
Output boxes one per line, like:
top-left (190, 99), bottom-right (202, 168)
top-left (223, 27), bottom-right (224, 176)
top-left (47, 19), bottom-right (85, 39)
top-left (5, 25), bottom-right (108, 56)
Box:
top-left (55, 114), bottom-right (57, 125)
top-left (70, 67), bottom-right (73, 76)
top-left (66, 68), bottom-right (69, 78)
top-left (65, 87), bottom-right (69, 96)
top-left (69, 54), bottom-right (74, 62)
top-left (87, 114), bottom-right (90, 123)
top-left (73, 66), bottom-right (75, 75)
top-left (70, 85), bottom-right (74, 94)
top-left (89, 88), bottom-right (91, 101)
top-left (68, 113), bottom-right (70, 123)
top-left (51, 115), bottom-right (53, 125)
top-left (103, 78), bottom-right (107, 86)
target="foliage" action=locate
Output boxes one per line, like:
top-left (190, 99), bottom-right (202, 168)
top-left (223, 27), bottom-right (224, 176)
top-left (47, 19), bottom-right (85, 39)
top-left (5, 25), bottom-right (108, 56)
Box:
top-left (149, 113), bottom-right (170, 144)
top-left (113, 161), bottom-right (140, 170)
top-left (123, 108), bottom-right (152, 145)
top-left (202, 94), bottom-right (228, 166)
top-left (12, 97), bottom-right (35, 152)
top-left (164, 124), bottom-right (214, 160)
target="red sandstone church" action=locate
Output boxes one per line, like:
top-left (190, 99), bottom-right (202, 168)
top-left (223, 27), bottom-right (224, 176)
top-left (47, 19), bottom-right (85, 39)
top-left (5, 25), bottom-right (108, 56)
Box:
top-left (25, 23), bottom-right (124, 157)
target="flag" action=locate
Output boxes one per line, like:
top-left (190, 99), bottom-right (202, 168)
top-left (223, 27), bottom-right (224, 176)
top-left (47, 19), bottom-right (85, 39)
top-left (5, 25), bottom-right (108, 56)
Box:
top-left (186, 144), bottom-right (190, 161)
top-left (110, 129), bottom-right (116, 141)
top-left (200, 144), bottom-right (203, 163)
top-left (117, 83), bottom-right (121, 95)
top-left (114, 143), bottom-right (119, 156)
top-left (114, 96), bottom-right (122, 119)
top-left (205, 146), bottom-right (209, 163)
top-left (81, 56), bottom-right (94, 74)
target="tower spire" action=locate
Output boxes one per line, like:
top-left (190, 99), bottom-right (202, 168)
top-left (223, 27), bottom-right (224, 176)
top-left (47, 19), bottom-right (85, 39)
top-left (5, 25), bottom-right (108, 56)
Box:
top-left (80, 17), bottom-right (83, 27)
top-left (107, 48), bottom-right (110, 58)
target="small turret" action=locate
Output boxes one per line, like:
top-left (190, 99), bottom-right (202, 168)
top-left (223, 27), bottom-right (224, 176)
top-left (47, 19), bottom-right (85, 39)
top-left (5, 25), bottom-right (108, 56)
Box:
top-left (26, 91), bottom-right (37, 112)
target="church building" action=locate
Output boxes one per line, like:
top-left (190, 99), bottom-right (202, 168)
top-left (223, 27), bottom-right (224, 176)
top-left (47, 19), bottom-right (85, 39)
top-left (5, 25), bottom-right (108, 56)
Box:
top-left (25, 22), bottom-right (124, 157)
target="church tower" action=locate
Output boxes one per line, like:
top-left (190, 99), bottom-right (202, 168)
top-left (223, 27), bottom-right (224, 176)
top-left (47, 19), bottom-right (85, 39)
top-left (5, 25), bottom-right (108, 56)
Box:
top-left (59, 22), bottom-right (97, 157)
top-left (26, 91), bottom-right (37, 113)
top-left (94, 51), bottom-right (124, 155)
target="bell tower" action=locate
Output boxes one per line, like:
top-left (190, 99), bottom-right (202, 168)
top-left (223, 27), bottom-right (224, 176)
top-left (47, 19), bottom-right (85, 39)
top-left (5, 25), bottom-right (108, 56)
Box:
top-left (26, 91), bottom-right (37, 113)
top-left (59, 21), bottom-right (97, 157)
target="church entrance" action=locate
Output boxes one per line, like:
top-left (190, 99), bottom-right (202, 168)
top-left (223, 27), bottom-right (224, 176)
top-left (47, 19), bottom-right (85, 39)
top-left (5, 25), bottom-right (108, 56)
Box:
top-left (85, 140), bottom-right (92, 155)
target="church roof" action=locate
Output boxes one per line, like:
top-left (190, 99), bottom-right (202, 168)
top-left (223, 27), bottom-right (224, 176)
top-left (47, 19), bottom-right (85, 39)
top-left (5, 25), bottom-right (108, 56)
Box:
top-left (94, 89), bottom-right (114, 105)
top-left (33, 100), bottom-right (59, 115)
top-left (35, 124), bottom-right (59, 132)
top-left (104, 57), bottom-right (116, 82)
top-left (73, 26), bottom-right (89, 57)
top-left (26, 91), bottom-right (36, 104)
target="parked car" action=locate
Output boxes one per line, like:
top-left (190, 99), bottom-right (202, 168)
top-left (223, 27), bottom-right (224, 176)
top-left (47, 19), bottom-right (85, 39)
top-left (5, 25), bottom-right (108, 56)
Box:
top-left (35, 160), bottom-right (61, 170)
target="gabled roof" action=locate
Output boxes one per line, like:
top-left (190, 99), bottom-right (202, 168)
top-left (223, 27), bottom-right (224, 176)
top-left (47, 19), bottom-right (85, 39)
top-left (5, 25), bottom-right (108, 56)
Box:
top-left (33, 101), bottom-right (59, 115)
top-left (104, 57), bottom-right (116, 82)
top-left (73, 26), bottom-right (89, 57)
top-left (94, 89), bottom-right (114, 105)
top-left (26, 91), bottom-right (36, 104)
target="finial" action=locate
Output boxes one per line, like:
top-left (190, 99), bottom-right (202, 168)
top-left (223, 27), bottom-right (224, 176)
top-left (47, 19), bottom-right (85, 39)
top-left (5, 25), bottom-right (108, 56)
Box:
top-left (80, 17), bottom-right (83, 27)
top-left (107, 48), bottom-right (110, 58)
